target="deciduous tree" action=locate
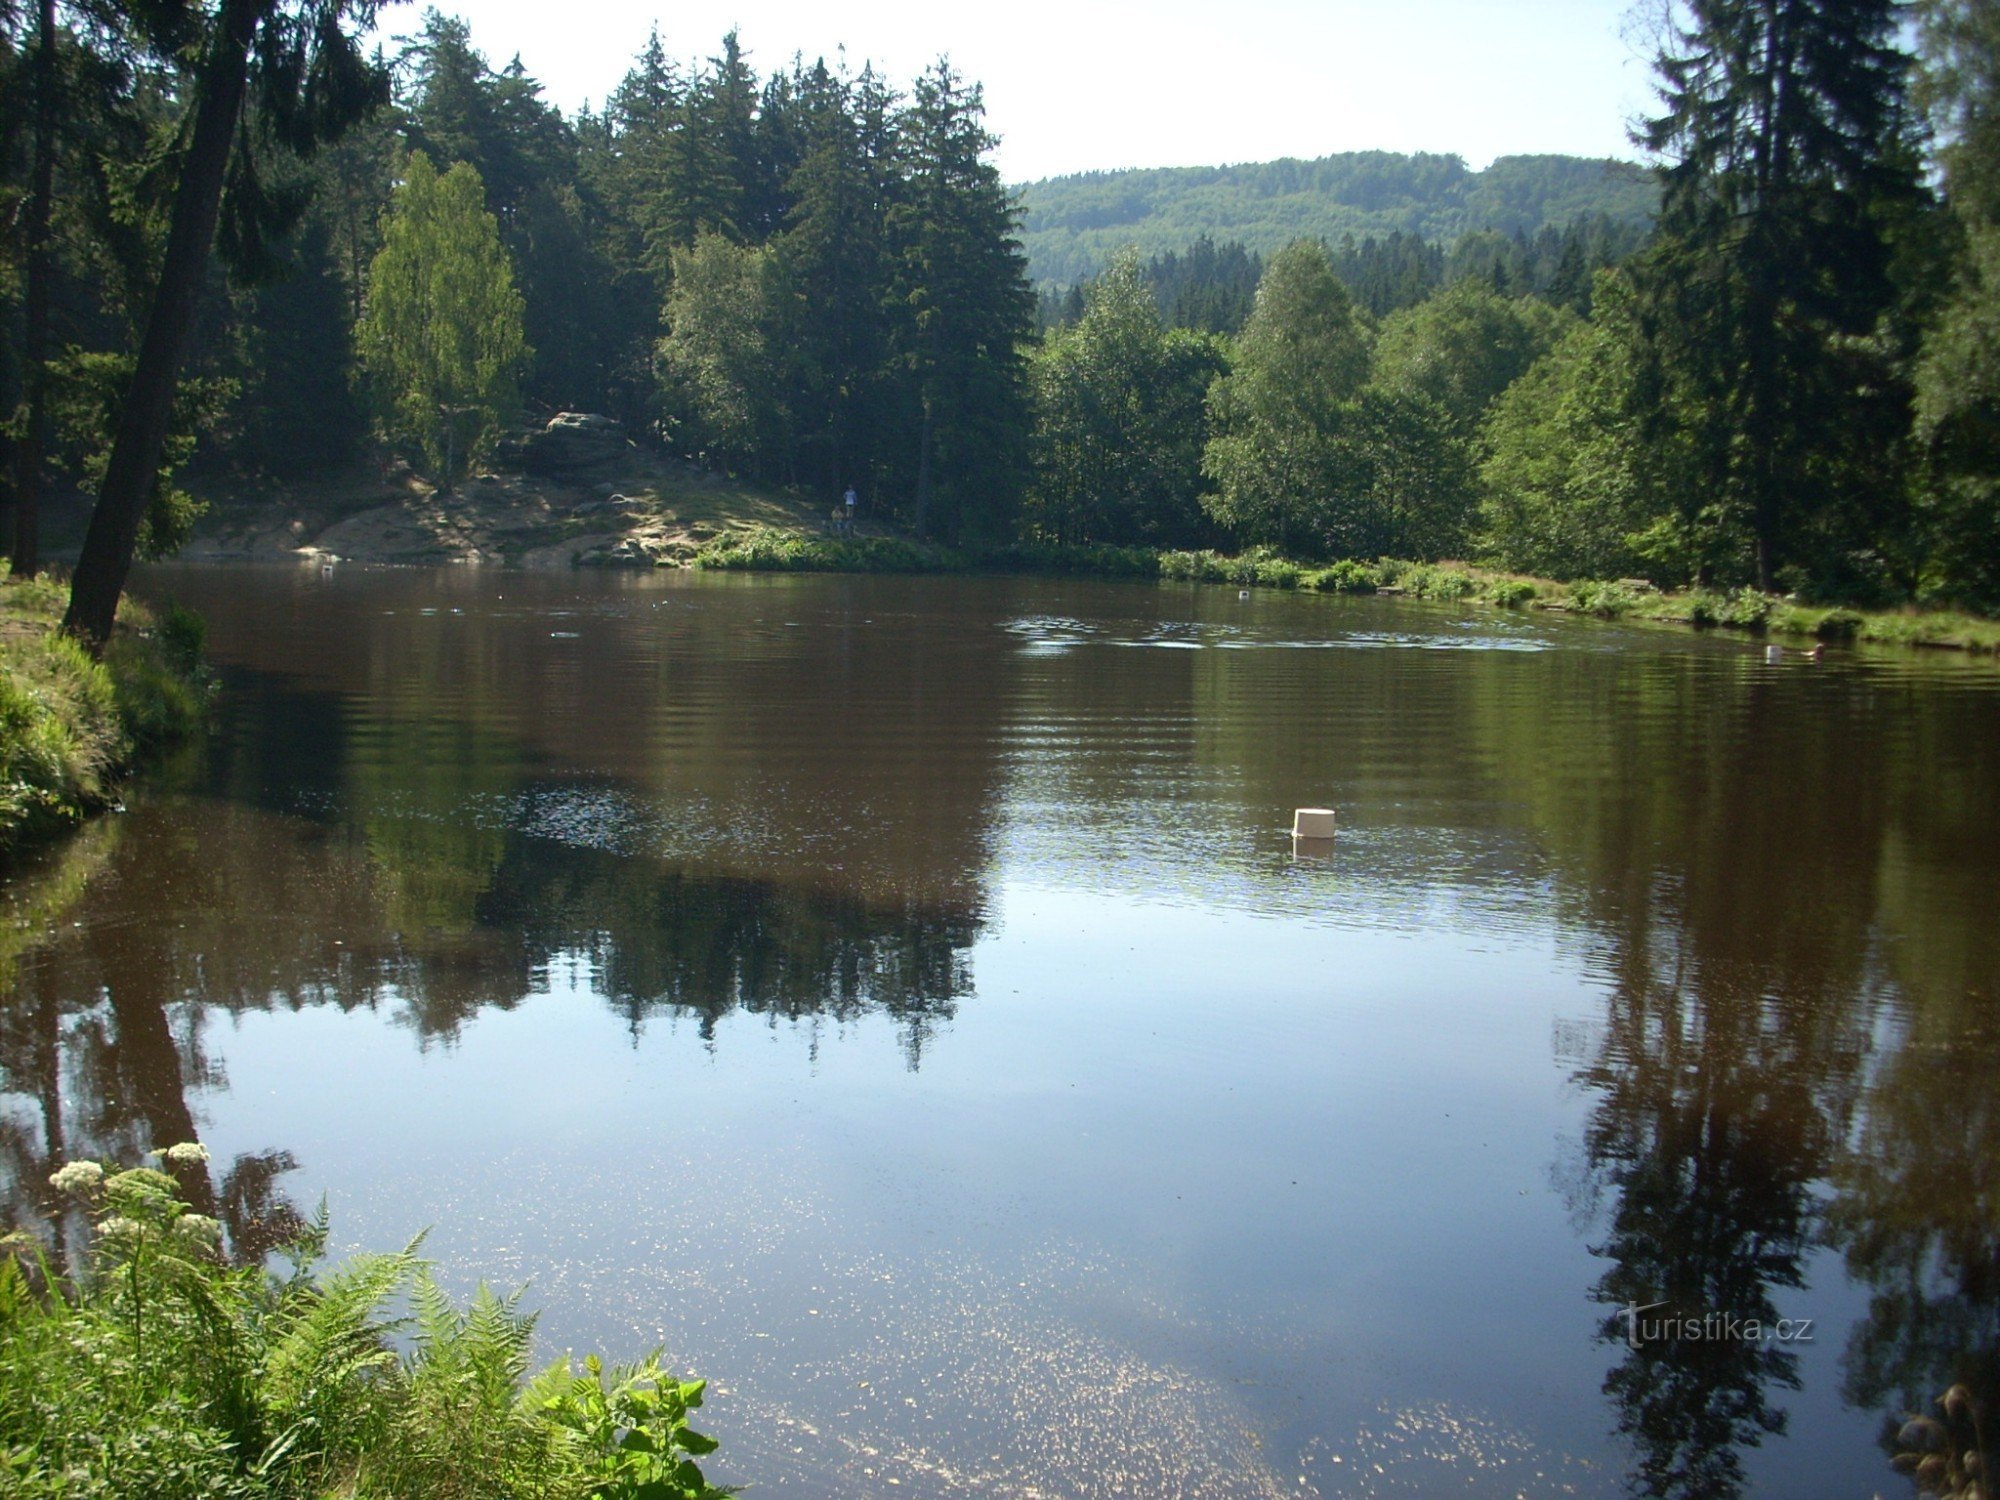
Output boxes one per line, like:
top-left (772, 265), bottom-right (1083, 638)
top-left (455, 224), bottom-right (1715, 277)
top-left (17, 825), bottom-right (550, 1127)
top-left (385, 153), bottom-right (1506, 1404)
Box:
top-left (356, 153), bottom-right (527, 483)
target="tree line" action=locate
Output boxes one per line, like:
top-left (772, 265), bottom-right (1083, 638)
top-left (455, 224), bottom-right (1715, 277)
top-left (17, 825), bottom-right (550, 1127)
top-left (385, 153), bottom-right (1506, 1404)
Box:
top-left (3, 0), bottom-right (1999, 646)
top-left (0, 4), bottom-right (1037, 649)
top-left (1030, 0), bottom-right (2000, 605)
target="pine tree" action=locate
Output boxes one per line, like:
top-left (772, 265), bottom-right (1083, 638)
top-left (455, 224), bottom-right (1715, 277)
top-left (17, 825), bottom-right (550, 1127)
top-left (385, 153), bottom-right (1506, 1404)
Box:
top-left (773, 60), bottom-right (892, 496)
top-left (887, 61), bottom-right (1032, 544)
top-left (62, 0), bottom-right (387, 652)
top-left (1634, 0), bottom-right (1927, 590)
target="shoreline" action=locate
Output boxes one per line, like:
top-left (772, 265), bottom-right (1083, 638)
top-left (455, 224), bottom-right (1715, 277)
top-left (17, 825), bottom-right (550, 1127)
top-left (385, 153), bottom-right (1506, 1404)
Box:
top-left (689, 528), bottom-right (2000, 656)
top-left (0, 572), bottom-right (208, 855)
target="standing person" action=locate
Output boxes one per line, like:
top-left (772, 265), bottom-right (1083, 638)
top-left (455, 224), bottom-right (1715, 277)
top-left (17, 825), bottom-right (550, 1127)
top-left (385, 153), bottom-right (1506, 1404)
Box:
top-left (843, 486), bottom-right (857, 533)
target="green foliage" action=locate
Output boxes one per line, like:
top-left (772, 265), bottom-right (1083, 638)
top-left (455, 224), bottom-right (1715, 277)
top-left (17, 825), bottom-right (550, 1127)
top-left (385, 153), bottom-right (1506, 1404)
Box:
top-left (1202, 240), bottom-right (1477, 561)
top-left (1914, 220), bottom-right (2000, 603)
top-left (890, 62), bottom-right (1035, 545)
top-left (1026, 251), bottom-right (1224, 546)
top-left (1200, 240), bottom-right (1371, 556)
top-left (356, 153), bottom-right (529, 483)
top-left (1565, 579), bottom-right (1648, 618)
top-left (2, 1152), bottom-right (729, 1500)
top-left (0, 580), bottom-right (205, 846)
top-left (659, 234), bottom-right (783, 470)
top-left (47, 349), bottom-right (228, 559)
top-left (1916, 0), bottom-right (2000, 223)
top-left (1633, 0), bottom-right (1927, 590)
top-left (1311, 558), bottom-right (1383, 593)
top-left (1371, 278), bottom-right (1573, 439)
top-left (530, 1352), bottom-right (724, 1500)
top-left (694, 526), bottom-right (936, 573)
top-left (1479, 315), bottom-right (1636, 579)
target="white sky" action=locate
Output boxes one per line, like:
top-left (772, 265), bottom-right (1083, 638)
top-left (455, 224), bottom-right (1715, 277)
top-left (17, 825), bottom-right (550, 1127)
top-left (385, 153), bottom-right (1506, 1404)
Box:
top-left (380, 0), bottom-right (1659, 183)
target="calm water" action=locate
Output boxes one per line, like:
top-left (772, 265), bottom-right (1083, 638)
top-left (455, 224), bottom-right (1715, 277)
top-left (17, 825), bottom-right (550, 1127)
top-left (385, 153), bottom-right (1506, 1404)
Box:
top-left (5, 564), bottom-right (1999, 1497)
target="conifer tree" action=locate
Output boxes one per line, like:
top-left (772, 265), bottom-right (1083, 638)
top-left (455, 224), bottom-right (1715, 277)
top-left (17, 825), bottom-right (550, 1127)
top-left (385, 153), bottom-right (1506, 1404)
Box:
top-left (888, 61), bottom-right (1032, 543)
top-left (62, 0), bottom-right (388, 652)
top-left (1633, 0), bottom-right (1927, 590)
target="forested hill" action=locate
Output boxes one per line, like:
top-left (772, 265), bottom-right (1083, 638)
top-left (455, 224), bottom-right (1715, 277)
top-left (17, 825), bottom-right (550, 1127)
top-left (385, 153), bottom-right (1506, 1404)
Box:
top-left (1015, 151), bottom-right (1657, 286)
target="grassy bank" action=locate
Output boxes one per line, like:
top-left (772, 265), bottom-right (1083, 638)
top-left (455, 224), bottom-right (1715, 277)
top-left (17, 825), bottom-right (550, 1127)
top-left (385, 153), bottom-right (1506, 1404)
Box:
top-left (692, 527), bottom-right (2000, 654)
top-left (2, 1150), bottom-right (727, 1499)
top-left (0, 571), bottom-right (208, 851)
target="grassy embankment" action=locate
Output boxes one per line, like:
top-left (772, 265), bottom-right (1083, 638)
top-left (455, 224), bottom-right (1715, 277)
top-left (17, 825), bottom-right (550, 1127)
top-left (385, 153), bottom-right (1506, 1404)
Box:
top-left (691, 527), bottom-right (2000, 653)
top-left (0, 570), bottom-right (208, 852)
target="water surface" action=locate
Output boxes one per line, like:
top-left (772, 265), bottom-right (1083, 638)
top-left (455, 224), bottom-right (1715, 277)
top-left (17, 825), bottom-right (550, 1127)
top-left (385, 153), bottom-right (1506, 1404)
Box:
top-left (4, 565), bottom-right (1997, 1498)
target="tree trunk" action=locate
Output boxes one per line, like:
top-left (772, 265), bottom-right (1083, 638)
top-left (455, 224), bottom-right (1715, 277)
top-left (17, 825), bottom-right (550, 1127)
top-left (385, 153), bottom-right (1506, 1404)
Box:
top-left (61, 0), bottom-right (262, 653)
top-left (11, 0), bottom-right (58, 579)
top-left (914, 397), bottom-right (933, 538)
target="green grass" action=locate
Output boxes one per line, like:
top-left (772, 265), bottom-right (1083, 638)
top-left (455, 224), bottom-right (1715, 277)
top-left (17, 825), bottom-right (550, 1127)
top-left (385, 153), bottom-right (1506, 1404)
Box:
top-left (3, 1151), bottom-right (730, 1499)
top-left (0, 572), bottom-right (210, 851)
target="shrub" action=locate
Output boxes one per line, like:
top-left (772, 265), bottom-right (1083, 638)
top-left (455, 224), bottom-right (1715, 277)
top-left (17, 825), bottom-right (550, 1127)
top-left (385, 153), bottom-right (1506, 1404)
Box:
top-left (1489, 579), bottom-right (1537, 608)
top-left (1717, 588), bottom-right (1774, 631)
top-left (693, 526), bottom-right (931, 573)
top-left (1567, 579), bottom-right (1644, 617)
top-left (4, 1151), bottom-right (731, 1499)
top-left (0, 582), bottom-right (208, 847)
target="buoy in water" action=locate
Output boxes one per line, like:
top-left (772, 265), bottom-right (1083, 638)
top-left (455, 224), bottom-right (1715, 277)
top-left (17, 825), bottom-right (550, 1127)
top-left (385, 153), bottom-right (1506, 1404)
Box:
top-left (1765, 644), bottom-right (1784, 664)
top-left (1238, 589), bottom-right (1250, 600)
top-left (1292, 807), bottom-right (1337, 839)
top-left (1292, 834), bottom-right (1336, 860)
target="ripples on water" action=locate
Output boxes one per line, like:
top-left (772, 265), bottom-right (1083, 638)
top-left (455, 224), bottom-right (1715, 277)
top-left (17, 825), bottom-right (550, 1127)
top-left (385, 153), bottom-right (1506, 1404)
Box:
top-left (2, 566), bottom-right (1997, 1498)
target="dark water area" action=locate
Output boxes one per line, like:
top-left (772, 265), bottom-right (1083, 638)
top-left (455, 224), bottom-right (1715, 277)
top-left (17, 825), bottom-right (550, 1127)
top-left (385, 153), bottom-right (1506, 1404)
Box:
top-left (4, 564), bottom-right (1999, 1497)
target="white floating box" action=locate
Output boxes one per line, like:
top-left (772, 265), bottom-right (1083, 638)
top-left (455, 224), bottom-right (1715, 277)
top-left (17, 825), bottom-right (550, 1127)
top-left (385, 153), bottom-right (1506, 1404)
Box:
top-left (1292, 807), bottom-right (1337, 838)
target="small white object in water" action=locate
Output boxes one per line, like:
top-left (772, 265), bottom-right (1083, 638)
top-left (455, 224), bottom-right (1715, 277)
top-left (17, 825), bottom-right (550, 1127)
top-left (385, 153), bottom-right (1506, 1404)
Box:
top-left (1292, 807), bottom-right (1337, 838)
top-left (1765, 644), bottom-right (1784, 664)
top-left (1238, 589), bottom-right (1250, 600)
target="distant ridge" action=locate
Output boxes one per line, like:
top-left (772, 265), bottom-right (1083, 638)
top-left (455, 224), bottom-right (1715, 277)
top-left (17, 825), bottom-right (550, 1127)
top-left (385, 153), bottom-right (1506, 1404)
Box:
top-left (1012, 151), bottom-right (1657, 287)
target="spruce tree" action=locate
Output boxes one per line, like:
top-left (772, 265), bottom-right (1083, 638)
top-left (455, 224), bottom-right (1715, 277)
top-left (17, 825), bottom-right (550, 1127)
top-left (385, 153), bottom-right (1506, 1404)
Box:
top-left (887, 61), bottom-right (1032, 544)
top-left (1634, 0), bottom-right (1927, 590)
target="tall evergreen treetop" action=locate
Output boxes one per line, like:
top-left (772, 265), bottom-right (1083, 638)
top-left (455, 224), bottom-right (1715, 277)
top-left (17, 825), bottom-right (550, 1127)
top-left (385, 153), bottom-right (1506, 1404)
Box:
top-left (1634, 0), bottom-right (1928, 589)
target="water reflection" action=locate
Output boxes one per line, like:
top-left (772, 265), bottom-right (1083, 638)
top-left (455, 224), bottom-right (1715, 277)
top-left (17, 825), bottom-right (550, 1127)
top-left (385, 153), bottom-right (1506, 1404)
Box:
top-left (1523, 647), bottom-right (2000, 1494)
top-left (0, 567), bottom-right (1997, 1497)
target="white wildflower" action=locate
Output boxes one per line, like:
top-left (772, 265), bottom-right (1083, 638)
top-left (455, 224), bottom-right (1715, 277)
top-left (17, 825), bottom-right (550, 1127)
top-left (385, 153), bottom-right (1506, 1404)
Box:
top-left (97, 1216), bottom-right (143, 1239)
top-left (153, 1142), bottom-right (210, 1167)
top-left (173, 1214), bottom-right (222, 1246)
top-left (49, 1161), bottom-right (105, 1194)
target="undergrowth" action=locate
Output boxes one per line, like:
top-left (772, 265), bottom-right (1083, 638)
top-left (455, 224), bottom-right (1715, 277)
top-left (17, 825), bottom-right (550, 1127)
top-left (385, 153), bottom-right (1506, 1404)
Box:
top-left (0, 576), bottom-right (208, 849)
top-left (1, 1149), bottom-right (730, 1499)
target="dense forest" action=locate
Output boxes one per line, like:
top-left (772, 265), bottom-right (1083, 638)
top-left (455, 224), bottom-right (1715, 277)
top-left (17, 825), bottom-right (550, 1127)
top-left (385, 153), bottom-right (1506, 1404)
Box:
top-left (1016, 150), bottom-right (1659, 287)
top-left (1, 0), bottom-right (1998, 624)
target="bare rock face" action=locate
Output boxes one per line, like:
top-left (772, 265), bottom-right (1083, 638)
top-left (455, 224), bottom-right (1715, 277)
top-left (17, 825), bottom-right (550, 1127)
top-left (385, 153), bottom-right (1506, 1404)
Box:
top-left (502, 412), bottom-right (633, 476)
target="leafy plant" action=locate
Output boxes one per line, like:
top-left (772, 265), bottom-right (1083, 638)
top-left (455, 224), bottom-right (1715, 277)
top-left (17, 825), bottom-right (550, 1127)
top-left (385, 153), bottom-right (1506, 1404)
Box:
top-left (3, 1149), bottom-right (728, 1499)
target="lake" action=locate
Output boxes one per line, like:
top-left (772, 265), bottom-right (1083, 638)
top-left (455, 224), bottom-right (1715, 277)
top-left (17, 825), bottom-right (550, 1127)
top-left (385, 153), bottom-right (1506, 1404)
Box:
top-left (4, 564), bottom-right (1997, 1497)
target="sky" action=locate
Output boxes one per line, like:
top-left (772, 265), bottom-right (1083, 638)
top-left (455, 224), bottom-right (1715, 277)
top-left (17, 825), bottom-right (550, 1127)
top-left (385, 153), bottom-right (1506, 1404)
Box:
top-left (381, 0), bottom-right (1660, 184)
